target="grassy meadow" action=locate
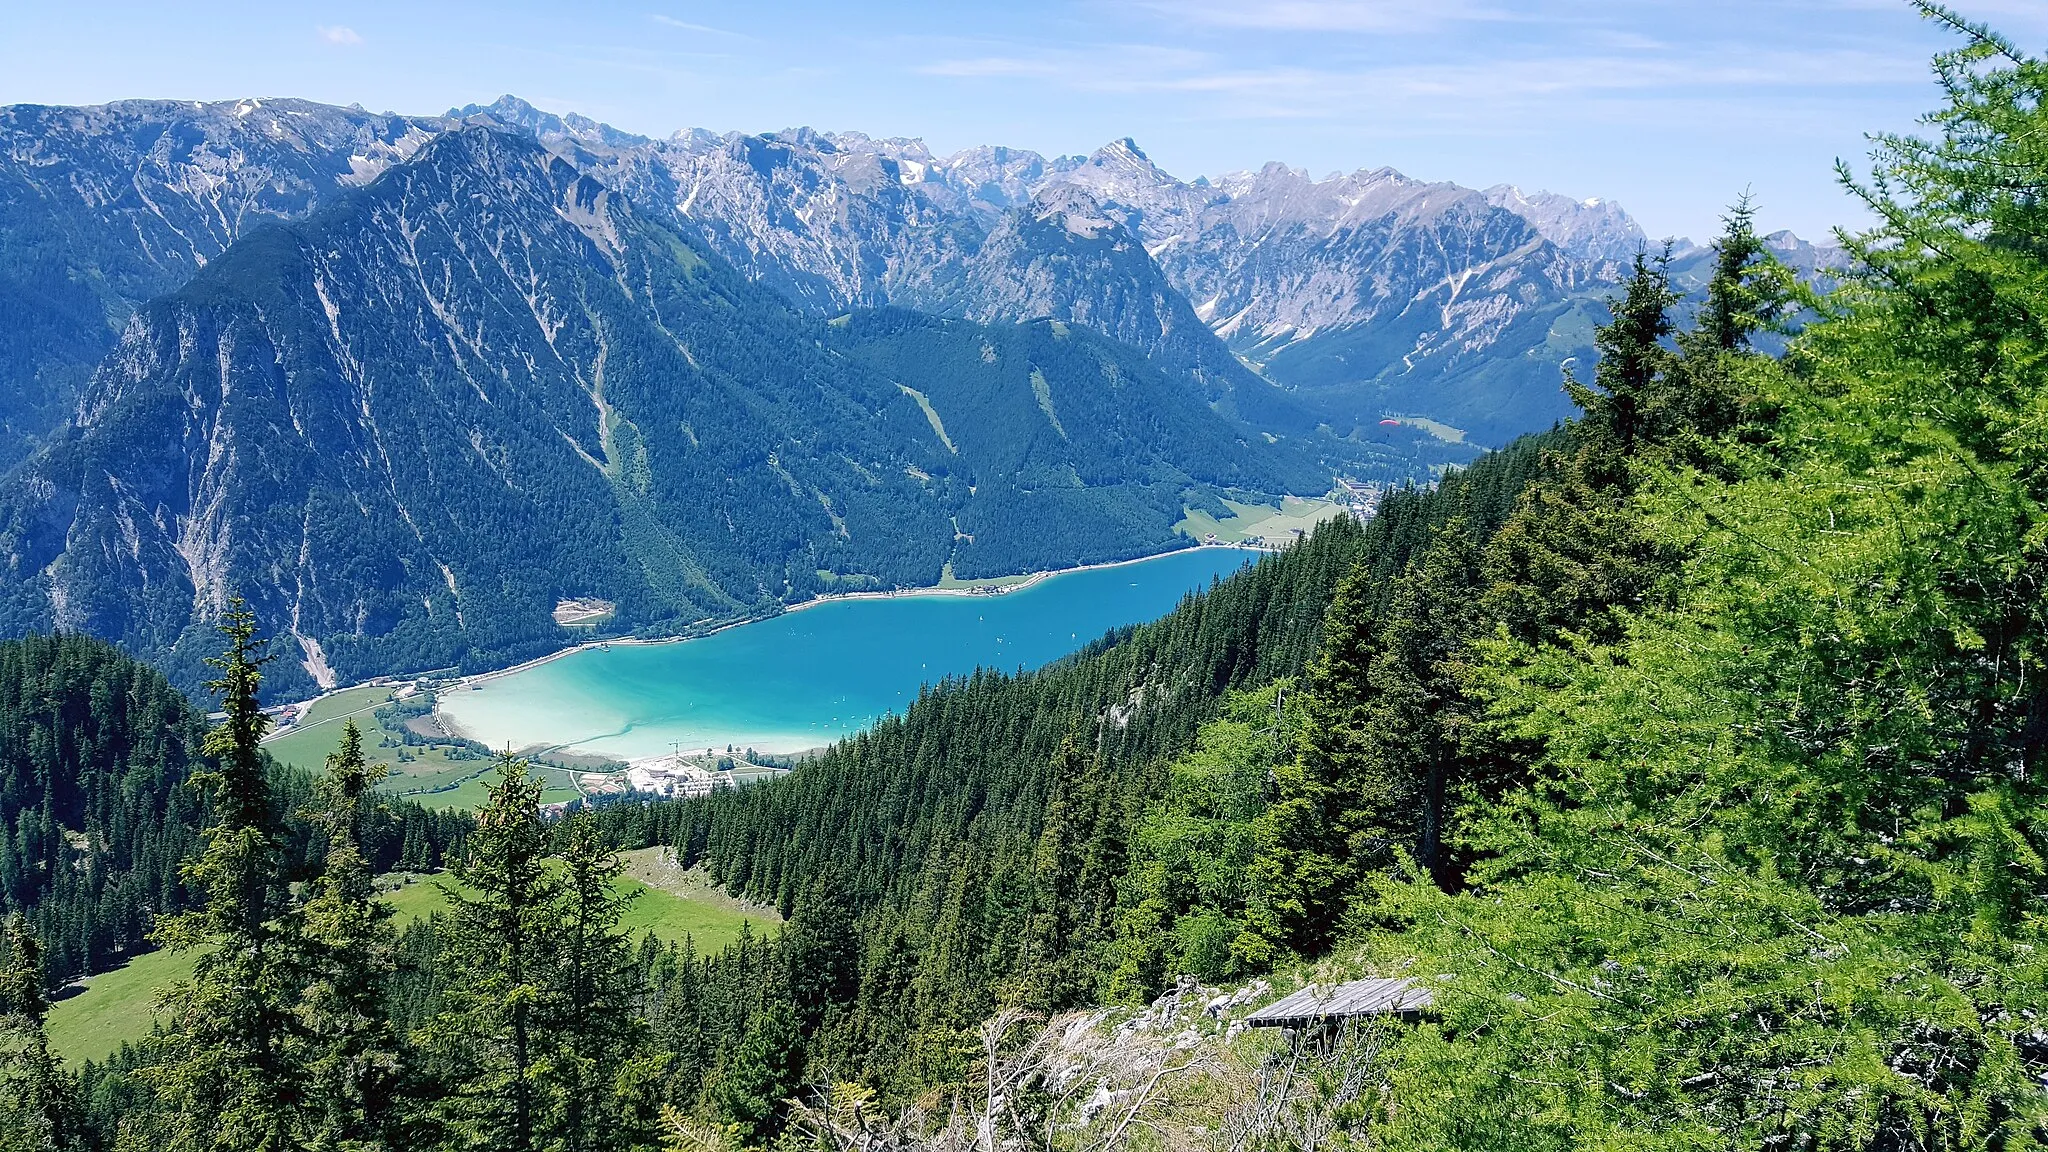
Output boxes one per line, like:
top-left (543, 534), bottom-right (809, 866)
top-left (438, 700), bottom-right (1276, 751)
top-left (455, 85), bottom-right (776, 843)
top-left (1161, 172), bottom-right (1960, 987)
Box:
top-left (44, 947), bottom-right (199, 1067)
top-left (45, 848), bottom-right (777, 1066)
top-left (1173, 496), bottom-right (1344, 546)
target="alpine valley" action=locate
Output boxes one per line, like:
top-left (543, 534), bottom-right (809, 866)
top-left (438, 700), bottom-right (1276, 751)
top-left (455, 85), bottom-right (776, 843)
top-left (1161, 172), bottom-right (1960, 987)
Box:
top-left (0, 94), bottom-right (1837, 696)
top-left (7, 12), bottom-right (2048, 1151)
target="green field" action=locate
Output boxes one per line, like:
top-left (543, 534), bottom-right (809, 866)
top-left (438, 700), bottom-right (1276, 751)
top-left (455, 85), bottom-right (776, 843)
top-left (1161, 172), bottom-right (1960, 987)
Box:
top-left (264, 683), bottom-right (580, 810)
top-left (381, 849), bottom-right (777, 953)
top-left (397, 765), bottom-right (581, 811)
top-left (935, 563), bottom-right (1037, 591)
top-left (48, 852), bottom-right (778, 1065)
top-left (263, 683), bottom-right (393, 765)
top-left (1174, 497), bottom-right (1345, 545)
top-left (45, 946), bottom-right (197, 1067)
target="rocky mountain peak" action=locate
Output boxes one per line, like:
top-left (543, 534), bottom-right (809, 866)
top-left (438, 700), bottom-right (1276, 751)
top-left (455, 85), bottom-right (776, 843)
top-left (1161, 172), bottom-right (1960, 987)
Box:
top-left (0, 96), bottom-right (455, 468)
top-left (450, 94), bottom-right (543, 123)
top-left (824, 131), bottom-right (936, 165)
top-left (933, 144), bottom-right (1073, 210)
top-left (1029, 183), bottom-right (1126, 240)
top-left (1482, 183), bottom-right (1647, 263)
top-left (1047, 138), bottom-right (1198, 238)
top-left (1091, 137), bottom-right (1154, 169)
top-left (1761, 228), bottom-right (1849, 276)
top-left (450, 95), bottom-right (650, 149)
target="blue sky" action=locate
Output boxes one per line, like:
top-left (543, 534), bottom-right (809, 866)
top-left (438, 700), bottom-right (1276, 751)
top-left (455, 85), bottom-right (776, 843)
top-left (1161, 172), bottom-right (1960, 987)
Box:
top-left (7, 1), bottom-right (2046, 242)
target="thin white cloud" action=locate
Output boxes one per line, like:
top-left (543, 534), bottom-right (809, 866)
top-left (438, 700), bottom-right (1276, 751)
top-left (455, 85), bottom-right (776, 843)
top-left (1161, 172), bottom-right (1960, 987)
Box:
top-left (650, 14), bottom-right (750, 38)
top-left (916, 39), bottom-right (1930, 133)
top-left (316, 25), bottom-right (363, 47)
top-left (1136, 0), bottom-right (1508, 33)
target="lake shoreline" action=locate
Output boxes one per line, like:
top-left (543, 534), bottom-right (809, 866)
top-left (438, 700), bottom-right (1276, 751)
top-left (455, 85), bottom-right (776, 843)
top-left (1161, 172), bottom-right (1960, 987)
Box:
top-left (268, 545), bottom-right (1265, 753)
top-left (427, 544), bottom-right (1267, 754)
top-left (445, 543), bottom-right (1265, 692)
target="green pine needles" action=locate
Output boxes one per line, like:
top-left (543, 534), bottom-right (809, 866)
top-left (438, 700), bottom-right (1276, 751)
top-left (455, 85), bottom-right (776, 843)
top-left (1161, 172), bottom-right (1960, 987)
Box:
top-left (135, 598), bottom-right (302, 1152)
top-left (0, 916), bottom-right (79, 1152)
top-left (79, 612), bottom-right (648, 1152)
top-left (416, 758), bottom-right (651, 1152)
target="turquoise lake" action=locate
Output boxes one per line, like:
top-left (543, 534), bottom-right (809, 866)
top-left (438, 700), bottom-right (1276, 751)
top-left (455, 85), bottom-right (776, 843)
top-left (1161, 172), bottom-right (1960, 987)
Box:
top-left (437, 547), bottom-right (1258, 761)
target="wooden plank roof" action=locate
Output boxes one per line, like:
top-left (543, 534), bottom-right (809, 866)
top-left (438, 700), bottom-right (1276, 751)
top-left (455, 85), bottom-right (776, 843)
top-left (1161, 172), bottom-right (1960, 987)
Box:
top-left (1243, 978), bottom-right (1432, 1027)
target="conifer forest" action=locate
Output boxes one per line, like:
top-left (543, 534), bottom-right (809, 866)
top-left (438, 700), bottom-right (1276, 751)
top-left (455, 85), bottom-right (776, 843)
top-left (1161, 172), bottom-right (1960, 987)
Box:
top-left (3, 5), bottom-right (2048, 1150)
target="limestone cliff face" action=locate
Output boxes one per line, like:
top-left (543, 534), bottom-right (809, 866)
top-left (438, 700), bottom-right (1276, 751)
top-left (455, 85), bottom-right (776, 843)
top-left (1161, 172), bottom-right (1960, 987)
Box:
top-left (0, 93), bottom-right (1834, 456)
top-left (0, 127), bottom-right (1309, 695)
top-left (587, 127), bottom-right (1650, 442)
top-left (0, 99), bottom-right (453, 470)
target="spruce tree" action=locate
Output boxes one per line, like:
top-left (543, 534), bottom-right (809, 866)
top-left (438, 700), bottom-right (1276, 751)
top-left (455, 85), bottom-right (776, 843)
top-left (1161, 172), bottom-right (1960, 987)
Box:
top-left (140, 599), bottom-right (304, 1152)
top-left (1483, 198), bottom-right (1785, 652)
top-left (1235, 566), bottom-right (1380, 964)
top-left (296, 720), bottom-right (403, 1151)
top-left (1357, 521), bottom-right (1487, 890)
top-left (551, 810), bottom-right (641, 1152)
top-left (0, 917), bottom-right (77, 1152)
top-left (707, 1000), bottom-right (800, 1146)
top-left (1013, 731), bottom-right (1091, 1007)
top-left (1695, 193), bottom-right (1774, 354)
top-left (419, 754), bottom-right (560, 1152)
top-left (1566, 250), bottom-right (1681, 463)
top-left (781, 872), bottom-right (857, 1036)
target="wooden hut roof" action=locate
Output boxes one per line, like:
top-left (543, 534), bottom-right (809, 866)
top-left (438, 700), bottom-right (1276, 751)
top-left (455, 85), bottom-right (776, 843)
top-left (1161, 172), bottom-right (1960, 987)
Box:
top-left (1243, 978), bottom-right (1433, 1027)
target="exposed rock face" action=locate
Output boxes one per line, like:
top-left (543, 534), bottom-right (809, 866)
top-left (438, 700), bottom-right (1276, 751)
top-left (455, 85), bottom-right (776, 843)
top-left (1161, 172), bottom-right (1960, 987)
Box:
top-left (1125, 162), bottom-right (1599, 437)
top-left (0, 127), bottom-right (1312, 695)
top-left (0, 98), bottom-right (448, 467)
top-left (590, 124), bottom-right (1676, 442)
top-left (1484, 185), bottom-right (1649, 264)
top-left (0, 92), bottom-right (1840, 455)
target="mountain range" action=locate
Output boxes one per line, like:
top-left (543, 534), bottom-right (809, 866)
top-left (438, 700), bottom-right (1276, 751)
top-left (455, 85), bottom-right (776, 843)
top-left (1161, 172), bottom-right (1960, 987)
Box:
top-left (0, 94), bottom-right (1840, 695)
top-left (476, 99), bottom-right (1838, 440)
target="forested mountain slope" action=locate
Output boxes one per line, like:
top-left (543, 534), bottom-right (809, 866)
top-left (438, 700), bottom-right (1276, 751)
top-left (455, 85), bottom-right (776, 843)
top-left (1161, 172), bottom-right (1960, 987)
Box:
top-left (0, 91), bottom-right (1842, 476)
top-left (0, 99), bottom-right (446, 470)
top-left (0, 633), bottom-right (461, 993)
top-left (0, 634), bottom-right (207, 986)
top-left (0, 126), bottom-right (1320, 698)
top-left (917, 183), bottom-right (1322, 433)
top-left (577, 427), bottom-right (1562, 1095)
